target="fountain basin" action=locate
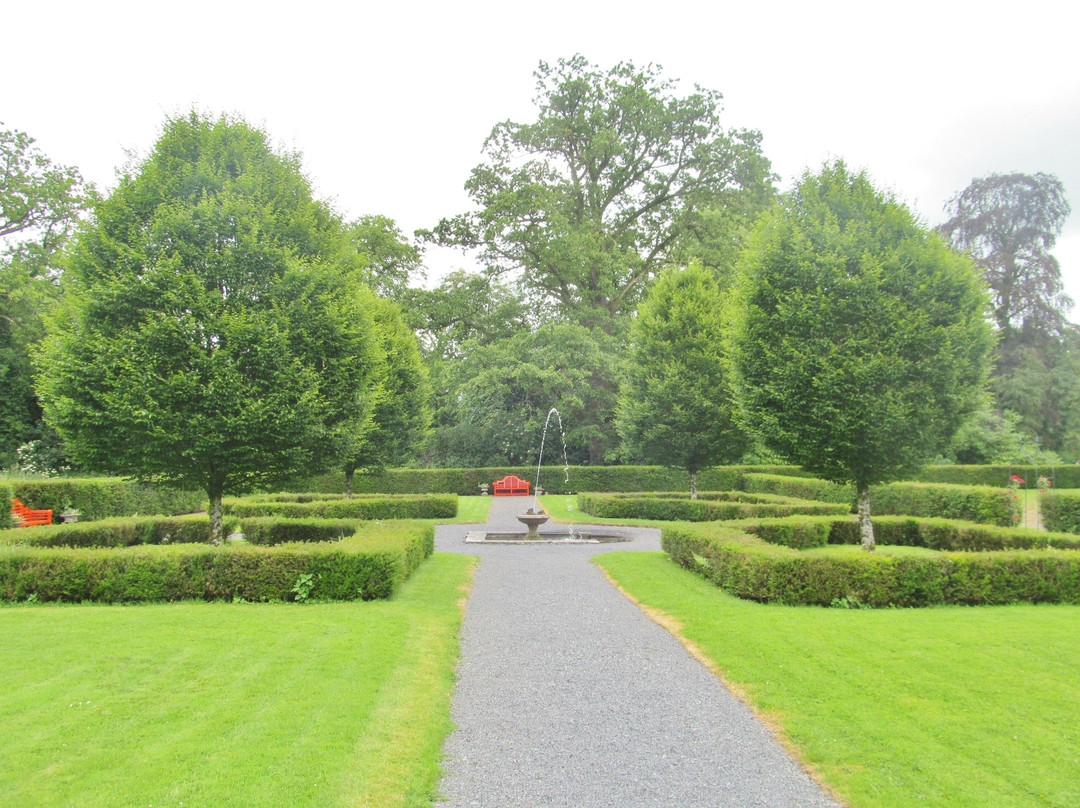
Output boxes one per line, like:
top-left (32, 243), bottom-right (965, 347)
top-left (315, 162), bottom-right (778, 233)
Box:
top-left (465, 530), bottom-right (631, 544)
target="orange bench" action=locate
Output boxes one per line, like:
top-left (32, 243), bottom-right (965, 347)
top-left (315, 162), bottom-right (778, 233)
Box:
top-left (11, 498), bottom-right (53, 527)
top-left (492, 475), bottom-right (530, 496)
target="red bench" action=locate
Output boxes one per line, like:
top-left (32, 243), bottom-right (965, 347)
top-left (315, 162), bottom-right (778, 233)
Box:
top-left (492, 475), bottom-right (530, 496)
top-left (11, 498), bottom-right (53, 527)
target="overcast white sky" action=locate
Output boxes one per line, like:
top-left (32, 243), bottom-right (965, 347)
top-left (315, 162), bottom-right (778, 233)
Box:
top-left (7, 0), bottom-right (1079, 316)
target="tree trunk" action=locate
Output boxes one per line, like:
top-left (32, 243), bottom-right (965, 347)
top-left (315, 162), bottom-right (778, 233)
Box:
top-left (209, 495), bottom-right (224, 545)
top-left (689, 470), bottom-right (698, 500)
top-left (857, 481), bottom-right (875, 552)
top-left (345, 468), bottom-right (355, 499)
top-left (208, 477), bottom-right (224, 546)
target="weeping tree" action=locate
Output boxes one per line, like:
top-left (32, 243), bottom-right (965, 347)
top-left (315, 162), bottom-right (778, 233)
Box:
top-left (38, 113), bottom-right (378, 542)
top-left (730, 162), bottom-right (994, 550)
top-left (617, 261), bottom-right (749, 498)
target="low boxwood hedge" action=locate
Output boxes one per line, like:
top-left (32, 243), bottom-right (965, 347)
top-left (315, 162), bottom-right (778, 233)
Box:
top-left (663, 519), bottom-right (1080, 607)
top-left (913, 465), bottom-right (1080, 489)
top-left (577, 492), bottom-right (848, 522)
top-left (741, 475), bottom-right (1018, 525)
top-left (3, 477), bottom-right (205, 522)
top-left (239, 517), bottom-right (362, 545)
top-left (0, 514), bottom-right (231, 548)
top-left (1042, 490), bottom-right (1080, 534)
top-left (222, 494), bottom-right (457, 520)
top-left (0, 520), bottom-right (433, 603)
top-left (295, 465), bottom-right (808, 495)
top-left (721, 514), bottom-right (1080, 551)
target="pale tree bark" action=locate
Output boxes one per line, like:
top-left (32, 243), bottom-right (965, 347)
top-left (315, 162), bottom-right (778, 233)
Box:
top-left (208, 476), bottom-right (225, 545)
top-left (857, 481), bottom-right (875, 551)
top-left (689, 470), bottom-right (698, 500)
top-left (345, 468), bottom-right (355, 499)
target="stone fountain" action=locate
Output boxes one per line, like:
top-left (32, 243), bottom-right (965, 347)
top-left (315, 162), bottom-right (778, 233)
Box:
top-left (515, 506), bottom-right (550, 539)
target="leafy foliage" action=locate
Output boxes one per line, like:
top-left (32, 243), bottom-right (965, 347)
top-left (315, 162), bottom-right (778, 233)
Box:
top-left (731, 162), bottom-right (995, 547)
top-left (424, 321), bottom-right (620, 465)
top-left (939, 172), bottom-right (1071, 335)
top-left (0, 125), bottom-right (93, 465)
top-left (426, 55), bottom-right (774, 327)
top-left (342, 294), bottom-right (431, 491)
top-left (618, 261), bottom-right (748, 493)
top-left (36, 113), bottom-right (378, 541)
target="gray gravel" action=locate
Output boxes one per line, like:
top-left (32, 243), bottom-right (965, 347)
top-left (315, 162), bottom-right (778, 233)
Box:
top-left (434, 497), bottom-right (841, 808)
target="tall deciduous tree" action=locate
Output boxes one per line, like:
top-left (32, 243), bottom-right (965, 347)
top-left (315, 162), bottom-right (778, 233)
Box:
top-left (938, 173), bottom-right (1074, 452)
top-left (425, 322), bottom-right (620, 467)
top-left (37, 113), bottom-right (378, 541)
top-left (347, 214), bottom-right (424, 300)
top-left (1, 125), bottom-right (93, 465)
top-left (425, 55), bottom-right (774, 329)
top-left (731, 162), bottom-right (994, 550)
top-left (342, 293), bottom-right (431, 495)
top-left (617, 261), bottom-right (748, 497)
top-left (938, 172), bottom-right (1071, 337)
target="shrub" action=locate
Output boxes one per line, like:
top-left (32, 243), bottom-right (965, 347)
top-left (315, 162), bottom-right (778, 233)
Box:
top-left (914, 465), bottom-right (1080, 489)
top-left (663, 522), bottom-right (1080, 607)
top-left (294, 465), bottom-right (808, 495)
top-left (576, 492), bottom-right (847, 522)
top-left (0, 520), bottom-right (433, 603)
top-left (222, 494), bottom-right (456, 520)
top-left (3, 477), bottom-right (205, 522)
top-left (870, 482), bottom-right (1016, 526)
top-left (239, 517), bottom-right (362, 545)
top-left (741, 473), bottom-right (853, 504)
top-left (0, 514), bottom-right (229, 548)
top-left (1042, 491), bottom-right (1080, 534)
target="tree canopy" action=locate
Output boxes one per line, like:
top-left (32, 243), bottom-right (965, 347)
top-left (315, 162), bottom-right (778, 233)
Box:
top-left (37, 113), bottom-right (378, 540)
top-left (938, 172), bottom-right (1071, 337)
top-left (731, 162), bottom-right (995, 549)
top-left (342, 293), bottom-right (431, 494)
top-left (617, 261), bottom-right (748, 496)
top-left (1, 124), bottom-right (93, 466)
top-left (425, 55), bottom-right (775, 329)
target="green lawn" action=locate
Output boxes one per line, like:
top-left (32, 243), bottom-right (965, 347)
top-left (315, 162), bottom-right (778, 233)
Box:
top-left (443, 495), bottom-right (492, 523)
top-left (597, 551), bottom-right (1079, 808)
top-left (538, 494), bottom-right (663, 526)
top-left (0, 552), bottom-right (476, 808)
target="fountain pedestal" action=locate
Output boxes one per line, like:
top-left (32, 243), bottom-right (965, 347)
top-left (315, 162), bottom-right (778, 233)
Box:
top-left (516, 508), bottom-right (550, 539)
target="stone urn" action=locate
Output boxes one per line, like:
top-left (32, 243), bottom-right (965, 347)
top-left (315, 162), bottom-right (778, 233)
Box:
top-left (516, 507), bottom-right (550, 539)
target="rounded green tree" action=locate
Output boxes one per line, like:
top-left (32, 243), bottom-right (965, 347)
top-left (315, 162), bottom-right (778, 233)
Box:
top-left (618, 261), bottom-right (748, 497)
top-left (37, 113), bottom-right (378, 541)
top-left (731, 162), bottom-right (994, 549)
top-left (342, 293), bottom-right (431, 495)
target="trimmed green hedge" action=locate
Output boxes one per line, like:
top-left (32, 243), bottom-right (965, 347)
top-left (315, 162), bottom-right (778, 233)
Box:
top-left (222, 494), bottom-right (456, 520)
top-left (741, 473), bottom-right (853, 503)
top-left (663, 522), bottom-right (1080, 607)
top-left (870, 482), bottom-right (1017, 526)
top-left (0, 520), bottom-right (433, 603)
top-left (296, 465), bottom-right (807, 495)
top-left (0, 514), bottom-right (230, 548)
top-left (741, 475), bottom-right (1018, 525)
top-left (728, 514), bottom-right (1080, 551)
top-left (3, 478), bottom-right (205, 522)
top-left (1042, 491), bottom-right (1080, 534)
top-left (577, 492), bottom-right (848, 522)
top-left (914, 465), bottom-right (1080, 489)
top-left (239, 517), bottom-right (362, 545)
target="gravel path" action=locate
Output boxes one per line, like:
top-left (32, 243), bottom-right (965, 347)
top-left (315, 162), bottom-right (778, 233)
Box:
top-left (435, 496), bottom-right (841, 808)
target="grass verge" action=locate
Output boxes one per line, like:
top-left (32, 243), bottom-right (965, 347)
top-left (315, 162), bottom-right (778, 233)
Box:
top-left (538, 494), bottom-right (662, 526)
top-left (0, 552), bottom-right (476, 808)
top-left (596, 551), bottom-right (1079, 808)
top-left (446, 496), bottom-right (492, 524)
